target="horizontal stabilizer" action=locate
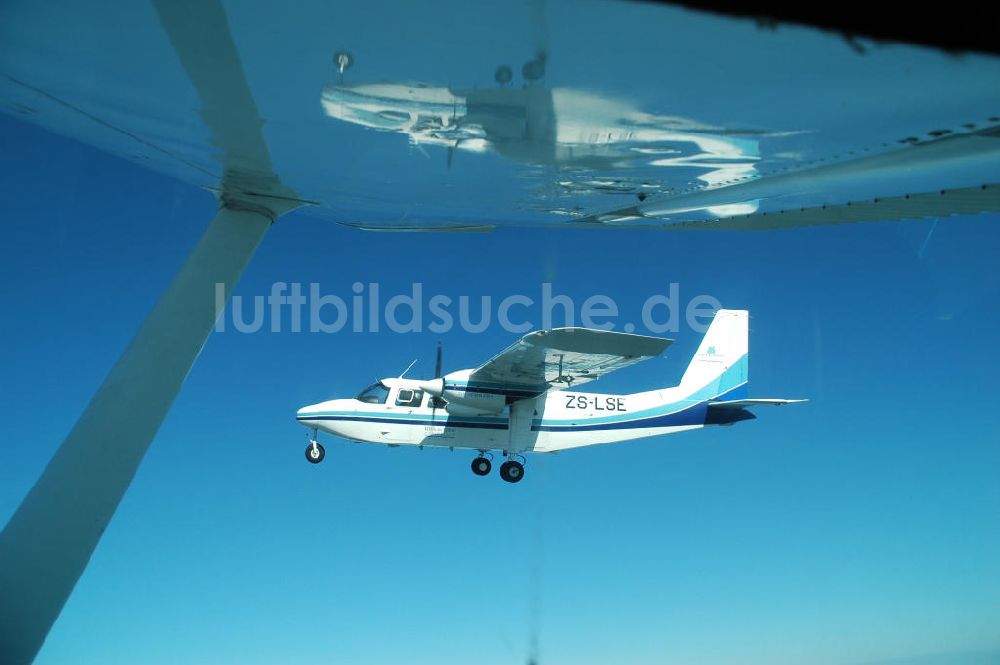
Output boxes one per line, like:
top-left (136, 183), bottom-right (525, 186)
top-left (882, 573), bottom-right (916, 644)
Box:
top-left (708, 398), bottom-right (808, 408)
top-left (704, 406), bottom-right (756, 425)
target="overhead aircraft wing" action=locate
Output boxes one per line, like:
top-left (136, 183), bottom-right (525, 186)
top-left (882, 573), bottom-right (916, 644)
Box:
top-left (3, 1), bottom-right (999, 231)
top-left (570, 128), bottom-right (1000, 230)
top-left (470, 328), bottom-right (671, 392)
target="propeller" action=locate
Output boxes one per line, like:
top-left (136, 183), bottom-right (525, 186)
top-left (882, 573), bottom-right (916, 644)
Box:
top-left (430, 342), bottom-right (446, 419)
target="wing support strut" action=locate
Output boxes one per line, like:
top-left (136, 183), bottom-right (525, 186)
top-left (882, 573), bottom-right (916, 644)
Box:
top-left (0, 205), bottom-right (273, 664)
top-left (0, 0), bottom-right (305, 659)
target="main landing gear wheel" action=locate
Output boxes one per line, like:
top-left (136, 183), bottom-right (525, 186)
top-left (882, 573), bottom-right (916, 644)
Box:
top-left (471, 456), bottom-right (492, 476)
top-left (305, 440), bottom-right (325, 464)
top-left (499, 460), bottom-right (524, 483)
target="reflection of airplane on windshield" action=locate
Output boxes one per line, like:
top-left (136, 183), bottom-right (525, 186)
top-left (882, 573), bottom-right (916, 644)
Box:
top-left (323, 81), bottom-right (756, 167)
top-left (319, 49), bottom-right (1000, 230)
top-left (322, 79), bottom-right (762, 216)
top-left (297, 310), bottom-right (805, 483)
top-left (322, 70), bottom-right (1000, 230)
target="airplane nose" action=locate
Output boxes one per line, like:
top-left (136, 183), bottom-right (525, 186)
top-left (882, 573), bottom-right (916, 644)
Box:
top-left (296, 404), bottom-right (320, 422)
top-left (297, 399), bottom-right (357, 426)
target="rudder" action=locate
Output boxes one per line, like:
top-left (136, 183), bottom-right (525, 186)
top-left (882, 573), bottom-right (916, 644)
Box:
top-left (679, 309), bottom-right (749, 397)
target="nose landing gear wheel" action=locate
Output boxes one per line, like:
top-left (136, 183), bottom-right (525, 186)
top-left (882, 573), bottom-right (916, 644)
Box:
top-left (305, 441), bottom-right (325, 464)
top-left (499, 460), bottom-right (524, 483)
top-left (471, 456), bottom-right (492, 476)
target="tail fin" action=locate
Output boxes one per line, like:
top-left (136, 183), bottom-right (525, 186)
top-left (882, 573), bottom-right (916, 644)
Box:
top-left (679, 309), bottom-right (748, 398)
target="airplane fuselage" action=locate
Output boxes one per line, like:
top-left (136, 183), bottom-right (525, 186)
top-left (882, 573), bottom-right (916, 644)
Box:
top-left (295, 312), bottom-right (805, 483)
top-left (296, 376), bottom-right (747, 454)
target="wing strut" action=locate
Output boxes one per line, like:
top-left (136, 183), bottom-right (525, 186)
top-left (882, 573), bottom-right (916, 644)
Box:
top-left (0, 206), bottom-right (271, 663)
top-left (0, 0), bottom-right (303, 661)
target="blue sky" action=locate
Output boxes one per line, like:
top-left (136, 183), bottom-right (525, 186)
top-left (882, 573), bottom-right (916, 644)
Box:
top-left (2, 116), bottom-right (1000, 665)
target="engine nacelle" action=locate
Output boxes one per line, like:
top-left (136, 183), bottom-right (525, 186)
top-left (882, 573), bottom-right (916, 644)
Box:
top-left (441, 388), bottom-right (505, 413)
top-left (418, 371), bottom-right (506, 414)
top-left (445, 402), bottom-right (501, 417)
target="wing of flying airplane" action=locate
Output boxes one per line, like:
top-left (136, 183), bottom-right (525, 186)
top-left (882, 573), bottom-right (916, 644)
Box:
top-left (469, 327), bottom-right (672, 391)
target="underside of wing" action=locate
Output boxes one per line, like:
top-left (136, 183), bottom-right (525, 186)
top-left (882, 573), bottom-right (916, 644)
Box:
top-left (471, 328), bottom-right (671, 392)
top-left (570, 129), bottom-right (1000, 230)
top-left (667, 185), bottom-right (1000, 231)
top-left (4, 2), bottom-right (999, 232)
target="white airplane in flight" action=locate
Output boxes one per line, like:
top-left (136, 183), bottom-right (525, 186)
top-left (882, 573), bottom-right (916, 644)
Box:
top-left (296, 309), bottom-right (805, 482)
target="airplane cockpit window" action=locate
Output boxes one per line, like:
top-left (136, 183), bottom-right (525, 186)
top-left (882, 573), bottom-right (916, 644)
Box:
top-left (355, 382), bottom-right (390, 404)
top-left (395, 388), bottom-right (424, 407)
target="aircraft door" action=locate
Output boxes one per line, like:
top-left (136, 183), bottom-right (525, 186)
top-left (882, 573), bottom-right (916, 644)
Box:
top-left (390, 387), bottom-right (425, 444)
top-left (508, 398), bottom-right (537, 452)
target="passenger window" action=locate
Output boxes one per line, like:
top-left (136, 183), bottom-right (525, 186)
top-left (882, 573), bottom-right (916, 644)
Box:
top-left (395, 388), bottom-right (423, 407)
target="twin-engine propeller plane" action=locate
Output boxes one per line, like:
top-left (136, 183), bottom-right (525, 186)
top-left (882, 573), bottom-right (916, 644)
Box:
top-left (296, 309), bottom-right (805, 483)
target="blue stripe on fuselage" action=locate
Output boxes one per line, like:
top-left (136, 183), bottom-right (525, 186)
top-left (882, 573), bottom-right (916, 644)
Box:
top-left (531, 357), bottom-right (748, 430)
top-left (529, 383), bottom-right (747, 432)
top-left (531, 401), bottom-right (708, 432)
top-left (296, 414), bottom-right (508, 430)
